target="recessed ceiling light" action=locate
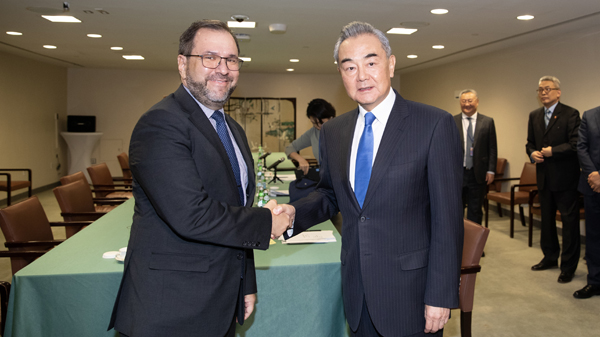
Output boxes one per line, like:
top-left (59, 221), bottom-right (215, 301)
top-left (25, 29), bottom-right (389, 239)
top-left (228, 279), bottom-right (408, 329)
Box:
top-left (235, 33), bottom-right (251, 41)
top-left (43, 45), bottom-right (57, 49)
top-left (286, 68), bottom-right (294, 72)
top-left (387, 28), bottom-right (418, 35)
top-left (87, 34), bottom-right (102, 38)
top-left (41, 15), bottom-right (81, 23)
top-left (111, 46), bottom-right (123, 50)
top-left (6, 31), bottom-right (23, 36)
top-left (227, 21), bottom-right (256, 28)
top-left (431, 9), bottom-right (449, 15)
top-left (517, 15), bottom-right (534, 20)
top-left (432, 45), bottom-right (445, 49)
top-left (290, 59), bottom-right (299, 63)
top-left (122, 55), bottom-right (144, 60)
top-left (239, 57), bottom-right (251, 62)
top-left (407, 55), bottom-right (418, 59)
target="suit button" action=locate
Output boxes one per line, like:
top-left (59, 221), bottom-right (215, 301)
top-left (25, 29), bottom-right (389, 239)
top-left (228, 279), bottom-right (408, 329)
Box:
top-left (237, 253), bottom-right (243, 260)
top-left (256, 242), bottom-right (260, 246)
top-left (360, 216), bottom-right (366, 222)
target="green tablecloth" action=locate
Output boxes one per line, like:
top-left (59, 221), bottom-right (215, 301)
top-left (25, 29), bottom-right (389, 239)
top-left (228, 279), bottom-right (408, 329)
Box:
top-left (4, 185), bottom-right (347, 336)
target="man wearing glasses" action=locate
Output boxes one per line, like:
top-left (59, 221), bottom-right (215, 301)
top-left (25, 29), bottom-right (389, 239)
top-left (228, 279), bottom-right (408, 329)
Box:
top-left (109, 20), bottom-right (291, 337)
top-left (526, 76), bottom-right (581, 284)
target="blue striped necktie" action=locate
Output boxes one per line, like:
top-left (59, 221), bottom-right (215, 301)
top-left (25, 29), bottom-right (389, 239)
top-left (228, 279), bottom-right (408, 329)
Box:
top-left (355, 112), bottom-right (376, 208)
top-left (211, 111), bottom-right (244, 205)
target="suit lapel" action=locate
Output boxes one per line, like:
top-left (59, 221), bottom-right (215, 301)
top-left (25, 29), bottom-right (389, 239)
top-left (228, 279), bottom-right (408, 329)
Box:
top-left (177, 85), bottom-right (241, 202)
top-left (544, 103), bottom-right (561, 134)
top-left (474, 114), bottom-right (483, 145)
top-left (454, 115), bottom-right (465, 152)
top-left (361, 92), bottom-right (410, 210)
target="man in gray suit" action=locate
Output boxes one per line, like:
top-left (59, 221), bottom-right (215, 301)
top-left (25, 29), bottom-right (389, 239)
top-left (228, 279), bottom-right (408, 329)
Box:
top-left (575, 106), bottom-right (600, 298)
top-left (271, 21), bottom-right (463, 336)
top-left (454, 89), bottom-right (498, 226)
top-left (109, 20), bottom-right (290, 337)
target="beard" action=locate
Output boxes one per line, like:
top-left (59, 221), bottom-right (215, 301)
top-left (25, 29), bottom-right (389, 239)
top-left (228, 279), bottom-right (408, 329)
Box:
top-left (186, 69), bottom-right (237, 109)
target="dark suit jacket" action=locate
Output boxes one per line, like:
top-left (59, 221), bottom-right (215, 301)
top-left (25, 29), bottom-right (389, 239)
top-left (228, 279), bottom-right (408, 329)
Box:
top-left (291, 90), bottom-right (464, 336)
top-left (578, 106), bottom-right (600, 196)
top-left (109, 85), bottom-right (272, 337)
top-left (454, 113), bottom-right (498, 184)
top-left (526, 102), bottom-right (580, 191)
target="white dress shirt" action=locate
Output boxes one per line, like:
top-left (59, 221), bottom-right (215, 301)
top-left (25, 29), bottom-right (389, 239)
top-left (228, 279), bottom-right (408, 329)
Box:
top-left (461, 112), bottom-right (478, 168)
top-left (349, 88), bottom-right (396, 191)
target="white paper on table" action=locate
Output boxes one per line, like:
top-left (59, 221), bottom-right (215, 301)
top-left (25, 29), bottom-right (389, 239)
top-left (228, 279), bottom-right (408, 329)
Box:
top-left (272, 190), bottom-right (289, 196)
top-left (277, 174), bottom-right (297, 181)
top-left (282, 230), bottom-right (336, 244)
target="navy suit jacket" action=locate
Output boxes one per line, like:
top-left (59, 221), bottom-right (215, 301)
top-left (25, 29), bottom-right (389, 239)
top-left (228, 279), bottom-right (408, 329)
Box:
top-left (526, 102), bottom-right (580, 191)
top-left (291, 90), bottom-right (464, 336)
top-left (109, 85), bottom-right (272, 337)
top-left (454, 113), bottom-right (498, 184)
top-left (578, 106), bottom-right (600, 196)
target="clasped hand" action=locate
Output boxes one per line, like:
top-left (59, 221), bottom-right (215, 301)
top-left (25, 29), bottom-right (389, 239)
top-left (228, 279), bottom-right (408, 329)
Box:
top-left (265, 200), bottom-right (296, 239)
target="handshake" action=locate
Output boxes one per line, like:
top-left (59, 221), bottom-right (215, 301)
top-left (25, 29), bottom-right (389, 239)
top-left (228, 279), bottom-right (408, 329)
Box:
top-left (265, 200), bottom-right (296, 239)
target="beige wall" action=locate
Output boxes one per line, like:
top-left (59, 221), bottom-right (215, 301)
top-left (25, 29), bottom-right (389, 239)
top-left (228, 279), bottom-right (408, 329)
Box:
top-left (67, 69), bottom-right (359, 174)
top-left (400, 22), bottom-right (600, 179)
top-left (0, 50), bottom-right (68, 191)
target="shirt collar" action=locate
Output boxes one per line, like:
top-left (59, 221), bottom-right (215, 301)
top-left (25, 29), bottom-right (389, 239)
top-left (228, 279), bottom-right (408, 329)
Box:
top-left (183, 85), bottom-right (222, 119)
top-left (462, 112), bottom-right (478, 120)
top-left (358, 87), bottom-right (396, 125)
top-left (545, 102), bottom-right (558, 114)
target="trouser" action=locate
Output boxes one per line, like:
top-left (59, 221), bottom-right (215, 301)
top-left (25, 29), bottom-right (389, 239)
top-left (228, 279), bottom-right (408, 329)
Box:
top-left (584, 193), bottom-right (600, 285)
top-left (462, 168), bottom-right (486, 225)
top-left (539, 188), bottom-right (580, 274)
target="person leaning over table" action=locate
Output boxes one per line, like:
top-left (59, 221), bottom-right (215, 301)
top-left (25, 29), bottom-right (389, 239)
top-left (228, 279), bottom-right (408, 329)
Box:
top-left (285, 98), bottom-right (336, 174)
top-left (108, 20), bottom-right (291, 337)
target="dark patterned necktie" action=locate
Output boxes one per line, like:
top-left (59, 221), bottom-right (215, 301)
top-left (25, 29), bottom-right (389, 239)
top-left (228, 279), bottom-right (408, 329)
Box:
top-left (211, 111), bottom-right (244, 205)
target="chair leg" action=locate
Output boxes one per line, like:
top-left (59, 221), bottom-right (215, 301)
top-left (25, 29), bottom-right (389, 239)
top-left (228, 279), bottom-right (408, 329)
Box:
top-left (484, 198), bottom-right (489, 228)
top-left (6, 189), bottom-right (11, 206)
top-left (460, 310), bottom-right (472, 337)
top-left (510, 205), bottom-right (514, 238)
top-left (519, 206), bottom-right (526, 226)
top-left (529, 210), bottom-right (533, 247)
top-left (497, 202), bottom-right (503, 217)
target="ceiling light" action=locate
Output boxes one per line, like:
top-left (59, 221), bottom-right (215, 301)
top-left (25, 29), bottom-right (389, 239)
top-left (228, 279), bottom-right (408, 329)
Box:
top-left (290, 59), bottom-right (299, 63)
top-left (431, 9), bottom-right (449, 15)
top-left (239, 57), bottom-right (251, 62)
top-left (432, 45), bottom-right (445, 49)
top-left (269, 23), bottom-right (287, 34)
top-left (227, 21), bottom-right (256, 28)
top-left (387, 28), bottom-right (418, 35)
top-left (517, 15), bottom-right (534, 21)
top-left (122, 55), bottom-right (144, 60)
top-left (407, 55), bottom-right (418, 59)
top-left (43, 45), bottom-right (57, 49)
top-left (87, 34), bottom-right (102, 38)
top-left (41, 15), bottom-right (81, 23)
top-left (286, 69), bottom-right (294, 72)
top-left (111, 46), bottom-right (123, 50)
top-left (6, 31), bottom-right (23, 36)
top-left (234, 33), bottom-right (251, 41)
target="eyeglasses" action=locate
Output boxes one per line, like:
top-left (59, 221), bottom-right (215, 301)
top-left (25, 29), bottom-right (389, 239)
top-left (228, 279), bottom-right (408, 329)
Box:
top-left (184, 54), bottom-right (243, 71)
top-left (536, 87), bottom-right (559, 94)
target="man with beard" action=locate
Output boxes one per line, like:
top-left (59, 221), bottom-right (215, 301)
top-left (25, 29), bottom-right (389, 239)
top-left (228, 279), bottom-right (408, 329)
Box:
top-left (108, 20), bottom-right (291, 337)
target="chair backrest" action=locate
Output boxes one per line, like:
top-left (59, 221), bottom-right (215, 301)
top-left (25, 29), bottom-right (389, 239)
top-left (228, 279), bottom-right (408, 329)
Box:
top-left (60, 171), bottom-right (88, 186)
top-left (87, 163), bottom-right (114, 197)
top-left (491, 158), bottom-right (507, 192)
top-left (460, 219), bottom-right (490, 312)
top-left (518, 162), bottom-right (537, 192)
top-left (117, 152), bottom-right (132, 180)
top-left (0, 196), bottom-right (54, 274)
top-left (53, 180), bottom-right (97, 237)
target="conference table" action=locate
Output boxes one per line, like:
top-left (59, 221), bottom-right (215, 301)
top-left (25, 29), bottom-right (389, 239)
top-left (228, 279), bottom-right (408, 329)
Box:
top-left (4, 181), bottom-right (348, 336)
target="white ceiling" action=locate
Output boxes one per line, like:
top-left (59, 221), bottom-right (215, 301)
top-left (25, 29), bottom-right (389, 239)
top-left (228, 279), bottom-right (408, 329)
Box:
top-left (1, 0), bottom-right (600, 74)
